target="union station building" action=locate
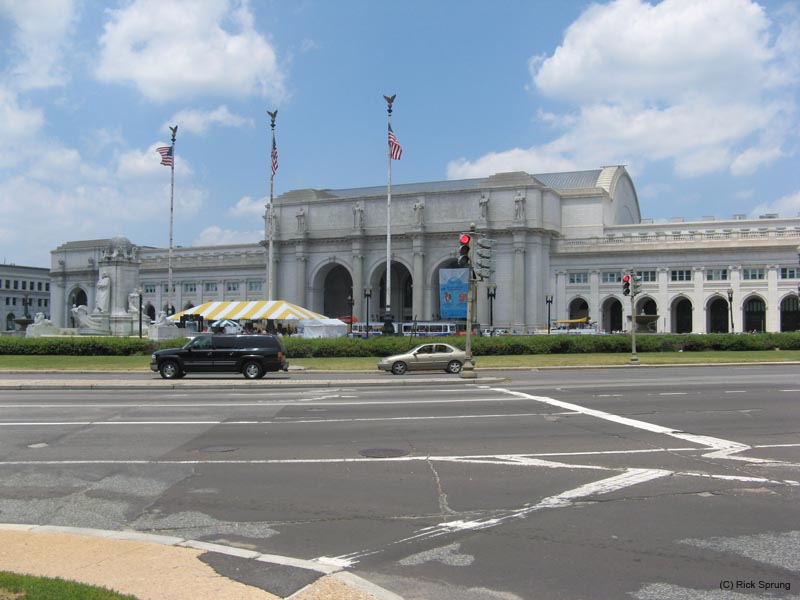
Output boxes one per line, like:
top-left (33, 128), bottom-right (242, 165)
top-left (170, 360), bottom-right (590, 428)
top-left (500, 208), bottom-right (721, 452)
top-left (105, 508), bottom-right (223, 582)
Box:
top-left (50, 167), bottom-right (800, 333)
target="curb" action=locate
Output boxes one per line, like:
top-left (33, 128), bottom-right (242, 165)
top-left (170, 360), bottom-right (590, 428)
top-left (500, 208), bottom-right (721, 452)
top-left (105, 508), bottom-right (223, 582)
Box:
top-left (0, 523), bottom-right (404, 600)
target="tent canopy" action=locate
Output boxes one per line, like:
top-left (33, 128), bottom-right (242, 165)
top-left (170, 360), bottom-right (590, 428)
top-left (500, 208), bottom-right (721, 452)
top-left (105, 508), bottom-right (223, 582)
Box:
top-left (169, 300), bottom-right (326, 322)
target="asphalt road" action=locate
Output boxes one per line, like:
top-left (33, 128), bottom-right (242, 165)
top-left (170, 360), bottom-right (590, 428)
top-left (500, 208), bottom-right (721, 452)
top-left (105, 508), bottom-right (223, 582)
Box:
top-left (0, 365), bottom-right (798, 599)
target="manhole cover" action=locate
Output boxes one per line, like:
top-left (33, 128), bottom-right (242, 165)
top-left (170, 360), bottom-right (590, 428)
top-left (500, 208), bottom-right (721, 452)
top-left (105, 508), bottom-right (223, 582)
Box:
top-left (199, 446), bottom-right (238, 453)
top-left (359, 448), bottom-right (410, 458)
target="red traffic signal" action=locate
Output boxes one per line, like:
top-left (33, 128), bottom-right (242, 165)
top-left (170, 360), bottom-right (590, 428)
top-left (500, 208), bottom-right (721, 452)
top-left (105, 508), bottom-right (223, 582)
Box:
top-left (458, 233), bottom-right (471, 267)
top-left (622, 273), bottom-right (631, 296)
top-left (622, 274), bottom-right (630, 282)
top-left (459, 233), bottom-right (471, 244)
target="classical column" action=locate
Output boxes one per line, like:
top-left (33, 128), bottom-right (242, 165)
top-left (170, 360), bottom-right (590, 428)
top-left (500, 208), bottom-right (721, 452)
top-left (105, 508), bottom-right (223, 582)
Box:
top-left (729, 265), bottom-right (741, 332)
top-left (512, 235), bottom-right (526, 331)
top-left (766, 264), bottom-right (780, 332)
top-left (693, 267), bottom-right (706, 333)
top-left (295, 254), bottom-right (307, 307)
top-left (412, 234), bottom-right (425, 320)
top-left (352, 250), bottom-right (364, 318)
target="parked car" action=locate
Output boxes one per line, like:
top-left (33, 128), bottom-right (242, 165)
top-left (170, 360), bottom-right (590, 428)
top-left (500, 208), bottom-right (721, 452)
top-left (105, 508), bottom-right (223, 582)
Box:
top-left (378, 343), bottom-right (466, 375)
top-left (150, 334), bottom-right (288, 379)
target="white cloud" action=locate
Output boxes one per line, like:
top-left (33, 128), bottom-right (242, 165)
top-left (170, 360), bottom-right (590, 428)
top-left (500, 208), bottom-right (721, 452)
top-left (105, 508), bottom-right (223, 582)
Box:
top-left (0, 87), bottom-right (45, 167)
top-left (193, 226), bottom-right (261, 246)
top-left (166, 105), bottom-right (253, 135)
top-left (749, 190), bottom-right (800, 218)
top-left (447, 146), bottom-right (577, 179)
top-left (228, 195), bottom-right (266, 218)
top-left (96, 0), bottom-right (286, 102)
top-left (454, 0), bottom-right (797, 180)
top-left (0, 0), bottom-right (76, 90)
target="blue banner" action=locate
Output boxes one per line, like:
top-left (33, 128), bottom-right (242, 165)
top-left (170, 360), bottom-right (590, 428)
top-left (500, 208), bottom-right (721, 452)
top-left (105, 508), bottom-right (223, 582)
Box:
top-left (439, 268), bottom-right (469, 319)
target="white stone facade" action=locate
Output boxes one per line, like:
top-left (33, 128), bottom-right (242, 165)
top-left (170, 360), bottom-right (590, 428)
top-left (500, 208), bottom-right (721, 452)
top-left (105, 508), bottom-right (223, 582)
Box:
top-left (1, 264), bottom-right (51, 331)
top-left (49, 167), bottom-right (800, 333)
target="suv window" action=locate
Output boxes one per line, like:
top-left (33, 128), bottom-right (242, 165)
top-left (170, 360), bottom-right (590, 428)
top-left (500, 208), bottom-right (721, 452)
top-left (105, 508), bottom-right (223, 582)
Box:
top-left (190, 336), bottom-right (212, 350)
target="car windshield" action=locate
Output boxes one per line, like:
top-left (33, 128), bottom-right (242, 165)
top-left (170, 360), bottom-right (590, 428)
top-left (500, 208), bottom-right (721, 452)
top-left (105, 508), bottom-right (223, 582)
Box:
top-left (187, 336), bottom-right (212, 350)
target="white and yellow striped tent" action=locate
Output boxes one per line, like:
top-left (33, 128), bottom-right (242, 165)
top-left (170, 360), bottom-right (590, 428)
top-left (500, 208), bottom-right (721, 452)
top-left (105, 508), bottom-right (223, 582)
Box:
top-left (169, 300), bottom-right (326, 322)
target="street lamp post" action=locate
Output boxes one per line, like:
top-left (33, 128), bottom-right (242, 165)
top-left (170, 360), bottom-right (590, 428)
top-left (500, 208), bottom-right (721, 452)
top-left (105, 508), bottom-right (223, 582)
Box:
top-left (487, 284), bottom-right (497, 332)
top-left (348, 293), bottom-right (354, 336)
top-left (545, 295), bottom-right (553, 334)
top-left (727, 288), bottom-right (734, 333)
top-left (364, 287), bottom-right (372, 339)
top-left (138, 287), bottom-right (143, 339)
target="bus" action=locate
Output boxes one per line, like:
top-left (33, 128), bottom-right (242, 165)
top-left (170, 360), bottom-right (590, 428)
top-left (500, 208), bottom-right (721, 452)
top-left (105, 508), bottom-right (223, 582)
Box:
top-left (400, 322), bottom-right (457, 337)
top-left (350, 321), bottom-right (390, 338)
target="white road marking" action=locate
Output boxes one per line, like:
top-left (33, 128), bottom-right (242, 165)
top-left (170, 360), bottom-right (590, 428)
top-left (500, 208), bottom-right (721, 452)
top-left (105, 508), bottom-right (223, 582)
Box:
top-left (492, 387), bottom-right (780, 464)
top-left (0, 412), bottom-right (578, 427)
top-left (659, 392), bottom-right (687, 396)
top-left (322, 468), bottom-right (672, 566)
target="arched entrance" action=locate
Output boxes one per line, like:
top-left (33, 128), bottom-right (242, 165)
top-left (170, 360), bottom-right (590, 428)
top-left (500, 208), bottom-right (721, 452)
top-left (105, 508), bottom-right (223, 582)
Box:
top-left (601, 297), bottom-right (623, 333)
top-left (568, 298), bottom-right (589, 320)
top-left (671, 297), bottom-right (692, 333)
top-left (743, 295), bottom-right (766, 333)
top-left (430, 259), bottom-right (461, 321)
top-left (322, 265), bottom-right (354, 320)
top-left (780, 295), bottom-right (800, 331)
top-left (145, 304), bottom-right (156, 321)
top-left (369, 261), bottom-right (413, 323)
top-left (68, 288), bottom-right (88, 327)
top-left (633, 297), bottom-right (659, 332)
top-left (707, 296), bottom-right (729, 333)
top-left (5, 313), bottom-right (15, 331)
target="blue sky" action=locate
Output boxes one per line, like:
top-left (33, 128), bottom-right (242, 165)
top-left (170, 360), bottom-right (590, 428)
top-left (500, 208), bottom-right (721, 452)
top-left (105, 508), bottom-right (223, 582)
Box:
top-left (1, 0), bottom-right (799, 268)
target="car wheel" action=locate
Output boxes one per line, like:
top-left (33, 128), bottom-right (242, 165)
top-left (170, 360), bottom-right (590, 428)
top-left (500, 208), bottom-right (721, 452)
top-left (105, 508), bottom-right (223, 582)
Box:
top-left (445, 360), bottom-right (462, 374)
top-left (242, 361), bottom-right (264, 379)
top-left (242, 360), bottom-right (264, 379)
top-left (391, 361), bottom-right (407, 375)
top-left (159, 360), bottom-right (181, 379)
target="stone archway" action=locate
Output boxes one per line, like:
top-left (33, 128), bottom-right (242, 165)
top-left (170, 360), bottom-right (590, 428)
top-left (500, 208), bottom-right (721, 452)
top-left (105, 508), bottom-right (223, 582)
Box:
top-left (145, 304), bottom-right (156, 321)
top-left (367, 260), bottom-right (413, 323)
top-left (743, 295), bottom-right (766, 333)
top-left (601, 297), bottom-right (623, 333)
top-left (322, 264), bottom-right (354, 320)
top-left (430, 259), bottom-right (462, 321)
top-left (707, 296), bottom-right (729, 333)
top-left (5, 313), bottom-right (15, 331)
top-left (780, 295), bottom-right (800, 332)
top-left (568, 298), bottom-right (589, 320)
top-left (671, 297), bottom-right (693, 333)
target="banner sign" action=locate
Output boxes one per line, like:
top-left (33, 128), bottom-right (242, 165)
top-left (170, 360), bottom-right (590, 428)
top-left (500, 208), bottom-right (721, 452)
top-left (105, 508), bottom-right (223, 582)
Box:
top-left (439, 268), bottom-right (469, 319)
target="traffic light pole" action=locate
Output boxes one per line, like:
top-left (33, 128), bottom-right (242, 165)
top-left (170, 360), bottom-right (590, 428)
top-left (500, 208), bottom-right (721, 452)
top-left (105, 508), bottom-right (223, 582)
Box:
top-left (629, 293), bottom-right (639, 365)
top-left (461, 223), bottom-right (477, 379)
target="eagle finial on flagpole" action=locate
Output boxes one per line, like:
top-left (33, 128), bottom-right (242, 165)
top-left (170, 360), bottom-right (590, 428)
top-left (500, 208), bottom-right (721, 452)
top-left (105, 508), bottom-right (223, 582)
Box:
top-left (267, 110), bottom-right (277, 128)
top-left (169, 125), bottom-right (178, 143)
top-left (383, 94), bottom-right (395, 115)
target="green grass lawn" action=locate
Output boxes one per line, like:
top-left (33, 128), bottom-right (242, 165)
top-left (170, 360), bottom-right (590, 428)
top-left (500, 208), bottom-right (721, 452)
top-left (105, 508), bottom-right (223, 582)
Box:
top-left (0, 350), bottom-right (798, 371)
top-left (0, 572), bottom-right (138, 600)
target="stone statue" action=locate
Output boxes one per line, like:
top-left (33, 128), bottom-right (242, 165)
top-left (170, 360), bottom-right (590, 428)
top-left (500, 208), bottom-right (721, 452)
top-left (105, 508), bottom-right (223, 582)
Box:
top-left (25, 313), bottom-right (59, 338)
top-left (514, 191), bottom-right (526, 221)
top-left (128, 291), bottom-right (141, 314)
top-left (352, 202), bottom-right (364, 230)
top-left (95, 272), bottom-right (111, 313)
top-left (479, 192), bottom-right (490, 220)
top-left (71, 305), bottom-right (106, 330)
top-left (296, 208), bottom-right (306, 232)
top-left (413, 199), bottom-right (425, 225)
top-left (155, 311), bottom-right (170, 326)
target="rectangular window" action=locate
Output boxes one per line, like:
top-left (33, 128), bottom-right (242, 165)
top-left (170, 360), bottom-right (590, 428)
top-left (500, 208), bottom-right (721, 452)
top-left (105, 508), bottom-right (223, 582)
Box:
top-left (635, 270), bottom-right (657, 282)
top-left (204, 282), bottom-right (218, 292)
top-left (742, 268), bottom-right (765, 280)
top-left (670, 270), bottom-right (692, 282)
top-left (162, 283), bottom-right (176, 293)
top-left (780, 267), bottom-right (799, 279)
top-left (183, 283), bottom-right (196, 293)
top-left (706, 269), bottom-right (728, 281)
top-left (248, 281), bottom-right (263, 292)
top-left (37, 282), bottom-right (42, 291)
top-left (226, 281), bottom-right (239, 292)
top-left (13, 280), bottom-right (18, 290)
top-left (602, 272), bottom-right (622, 283)
top-left (45, 283), bottom-right (50, 292)
top-left (21, 281), bottom-right (27, 290)
top-left (144, 284), bottom-right (156, 294)
top-left (568, 272), bottom-right (588, 284)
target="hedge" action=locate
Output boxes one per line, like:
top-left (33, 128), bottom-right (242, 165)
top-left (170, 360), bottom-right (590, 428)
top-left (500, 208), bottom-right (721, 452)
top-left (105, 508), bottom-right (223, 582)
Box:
top-left (1, 332), bottom-right (799, 357)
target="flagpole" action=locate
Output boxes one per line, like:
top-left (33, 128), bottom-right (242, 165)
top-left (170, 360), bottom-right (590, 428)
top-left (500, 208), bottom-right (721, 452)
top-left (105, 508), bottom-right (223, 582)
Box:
top-left (267, 110), bottom-right (278, 301)
top-left (383, 94), bottom-right (395, 335)
top-left (168, 125), bottom-right (177, 317)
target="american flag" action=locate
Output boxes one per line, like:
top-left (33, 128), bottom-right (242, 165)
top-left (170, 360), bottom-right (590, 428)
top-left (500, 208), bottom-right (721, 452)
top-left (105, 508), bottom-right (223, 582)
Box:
top-left (388, 124), bottom-right (402, 160)
top-left (156, 146), bottom-right (173, 167)
top-left (271, 137), bottom-right (278, 176)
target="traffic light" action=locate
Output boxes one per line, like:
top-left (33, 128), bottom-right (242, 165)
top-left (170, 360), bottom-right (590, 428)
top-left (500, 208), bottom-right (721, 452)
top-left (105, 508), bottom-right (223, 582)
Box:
top-left (622, 273), bottom-right (631, 296)
top-left (474, 237), bottom-right (495, 280)
top-left (458, 233), bottom-right (471, 267)
top-left (632, 273), bottom-right (642, 295)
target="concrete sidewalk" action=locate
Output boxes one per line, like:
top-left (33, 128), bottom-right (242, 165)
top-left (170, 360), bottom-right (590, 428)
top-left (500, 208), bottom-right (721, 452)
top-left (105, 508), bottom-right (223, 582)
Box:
top-left (0, 525), bottom-right (402, 600)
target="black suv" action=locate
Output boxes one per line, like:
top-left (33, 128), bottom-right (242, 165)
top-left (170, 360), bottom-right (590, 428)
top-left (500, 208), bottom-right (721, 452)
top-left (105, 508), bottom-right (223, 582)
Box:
top-left (150, 334), bottom-right (288, 379)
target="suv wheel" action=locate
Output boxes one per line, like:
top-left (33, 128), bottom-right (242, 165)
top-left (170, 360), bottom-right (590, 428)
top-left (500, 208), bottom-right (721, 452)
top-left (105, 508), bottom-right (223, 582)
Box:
top-left (445, 360), bottom-right (462, 374)
top-left (391, 361), bottom-right (407, 375)
top-left (242, 361), bottom-right (264, 379)
top-left (159, 360), bottom-right (181, 379)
